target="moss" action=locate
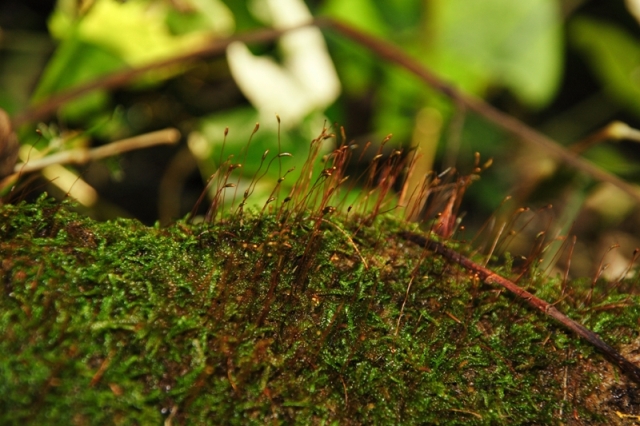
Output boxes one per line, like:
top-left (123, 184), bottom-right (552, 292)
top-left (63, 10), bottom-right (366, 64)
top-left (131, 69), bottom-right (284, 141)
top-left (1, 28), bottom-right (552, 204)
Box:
top-left (1, 195), bottom-right (639, 424)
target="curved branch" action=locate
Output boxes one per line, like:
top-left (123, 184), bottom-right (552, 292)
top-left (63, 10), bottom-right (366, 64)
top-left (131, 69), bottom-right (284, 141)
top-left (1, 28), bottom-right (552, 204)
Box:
top-left (11, 23), bottom-right (314, 127)
top-left (12, 18), bottom-right (640, 205)
top-left (317, 18), bottom-right (640, 205)
top-left (399, 230), bottom-right (640, 385)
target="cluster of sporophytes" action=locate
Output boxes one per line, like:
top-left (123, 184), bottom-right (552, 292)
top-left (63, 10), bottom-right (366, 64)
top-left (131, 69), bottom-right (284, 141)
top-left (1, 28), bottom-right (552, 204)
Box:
top-left (1, 126), bottom-right (640, 424)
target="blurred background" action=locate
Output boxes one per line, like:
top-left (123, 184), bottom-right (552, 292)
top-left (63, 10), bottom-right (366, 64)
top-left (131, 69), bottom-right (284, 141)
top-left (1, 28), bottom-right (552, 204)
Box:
top-left (2, 0), bottom-right (640, 278)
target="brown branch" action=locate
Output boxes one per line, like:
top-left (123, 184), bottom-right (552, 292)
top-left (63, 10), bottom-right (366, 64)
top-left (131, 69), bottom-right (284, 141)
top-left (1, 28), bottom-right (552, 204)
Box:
top-left (13, 18), bottom-right (640, 204)
top-left (317, 18), bottom-right (640, 205)
top-left (398, 230), bottom-right (640, 385)
top-left (11, 23), bottom-right (314, 127)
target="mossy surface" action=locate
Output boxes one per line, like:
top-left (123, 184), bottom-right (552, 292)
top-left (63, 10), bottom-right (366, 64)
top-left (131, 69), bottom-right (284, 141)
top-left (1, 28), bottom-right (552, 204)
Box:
top-left (1, 196), bottom-right (640, 424)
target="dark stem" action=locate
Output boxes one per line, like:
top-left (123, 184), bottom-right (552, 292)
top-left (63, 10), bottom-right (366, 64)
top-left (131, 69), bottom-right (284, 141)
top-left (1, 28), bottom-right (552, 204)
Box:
top-left (398, 230), bottom-right (640, 385)
top-left (318, 18), bottom-right (640, 205)
top-left (13, 18), bottom-right (640, 205)
top-left (11, 23), bottom-right (313, 127)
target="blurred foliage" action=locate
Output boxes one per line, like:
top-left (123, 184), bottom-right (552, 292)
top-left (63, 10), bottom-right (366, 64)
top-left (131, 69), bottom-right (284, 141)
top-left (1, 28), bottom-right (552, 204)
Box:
top-left (571, 15), bottom-right (640, 117)
top-left (3, 0), bottom-right (640, 275)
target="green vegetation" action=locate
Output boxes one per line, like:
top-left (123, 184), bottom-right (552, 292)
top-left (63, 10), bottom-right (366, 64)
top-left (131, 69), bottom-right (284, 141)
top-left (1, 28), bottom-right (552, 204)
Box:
top-left (2, 191), bottom-right (639, 424)
top-left (3, 1), bottom-right (640, 424)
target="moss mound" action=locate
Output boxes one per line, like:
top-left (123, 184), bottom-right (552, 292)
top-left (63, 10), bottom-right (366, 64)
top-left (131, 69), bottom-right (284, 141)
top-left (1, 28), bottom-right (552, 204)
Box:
top-left (1, 196), bottom-right (639, 424)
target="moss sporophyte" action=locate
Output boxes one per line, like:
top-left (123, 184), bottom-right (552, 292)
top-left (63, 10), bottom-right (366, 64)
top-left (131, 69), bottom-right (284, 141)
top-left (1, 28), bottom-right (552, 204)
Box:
top-left (2, 128), bottom-right (640, 424)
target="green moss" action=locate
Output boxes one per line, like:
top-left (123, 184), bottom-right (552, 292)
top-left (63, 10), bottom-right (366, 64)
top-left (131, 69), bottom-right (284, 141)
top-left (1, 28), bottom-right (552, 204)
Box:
top-left (1, 195), bottom-right (639, 424)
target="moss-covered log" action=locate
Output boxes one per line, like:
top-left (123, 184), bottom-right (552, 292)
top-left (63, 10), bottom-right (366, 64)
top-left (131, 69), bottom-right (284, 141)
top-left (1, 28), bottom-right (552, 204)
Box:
top-left (1, 196), bottom-right (639, 424)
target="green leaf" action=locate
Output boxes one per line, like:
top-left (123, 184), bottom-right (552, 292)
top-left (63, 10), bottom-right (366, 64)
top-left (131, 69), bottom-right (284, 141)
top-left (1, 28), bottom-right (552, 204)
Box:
top-left (37, 0), bottom-right (229, 120)
top-left (49, 0), bottom-right (212, 67)
top-left (571, 17), bottom-right (640, 117)
top-left (371, 0), bottom-right (423, 33)
top-left (321, 0), bottom-right (390, 96)
top-left (192, 108), bottom-right (332, 207)
top-left (31, 37), bottom-right (125, 121)
top-left (372, 67), bottom-right (432, 142)
top-left (431, 0), bottom-right (562, 107)
top-left (583, 144), bottom-right (640, 176)
top-left (321, 0), bottom-right (389, 37)
top-left (32, 36), bottom-right (123, 99)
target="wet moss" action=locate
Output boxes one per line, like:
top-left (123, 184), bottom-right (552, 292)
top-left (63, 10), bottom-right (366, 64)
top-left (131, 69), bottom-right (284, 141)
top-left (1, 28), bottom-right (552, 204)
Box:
top-left (1, 195), bottom-right (639, 424)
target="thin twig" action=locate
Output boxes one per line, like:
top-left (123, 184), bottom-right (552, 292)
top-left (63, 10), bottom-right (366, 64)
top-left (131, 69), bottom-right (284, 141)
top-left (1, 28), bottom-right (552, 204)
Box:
top-left (14, 128), bottom-right (180, 174)
top-left (11, 24), bottom-right (314, 127)
top-left (318, 18), bottom-right (640, 205)
top-left (398, 230), bottom-right (640, 385)
top-left (12, 18), bottom-right (640, 205)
